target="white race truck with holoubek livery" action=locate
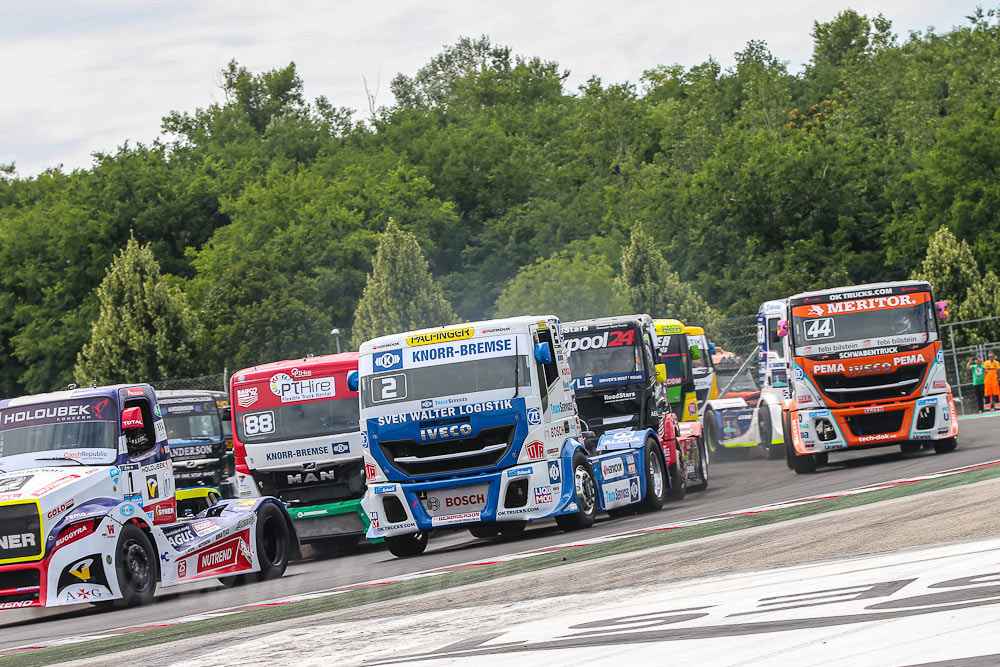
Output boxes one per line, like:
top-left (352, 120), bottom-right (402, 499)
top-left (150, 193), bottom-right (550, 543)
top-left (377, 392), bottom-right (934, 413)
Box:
top-left (356, 317), bottom-right (682, 558)
top-left (0, 384), bottom-right (295, 610)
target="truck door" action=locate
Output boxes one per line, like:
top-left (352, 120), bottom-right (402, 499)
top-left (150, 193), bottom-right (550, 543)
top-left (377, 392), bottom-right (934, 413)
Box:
top-left (533, 326), bottom-right (561, 419)
top-left (121, 396), bottom-right (177, 524)
top-left (764, 315), bottom-right (789, 396)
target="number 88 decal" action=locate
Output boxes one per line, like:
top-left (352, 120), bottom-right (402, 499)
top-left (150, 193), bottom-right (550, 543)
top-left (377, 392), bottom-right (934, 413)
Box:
top-left (244, 411), bottom-right (274, 435)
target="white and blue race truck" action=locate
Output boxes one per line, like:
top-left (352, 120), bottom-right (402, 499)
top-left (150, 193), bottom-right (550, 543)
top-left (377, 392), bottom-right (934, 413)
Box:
top-left (355, 317), bottom-right (685, 558)
top-left (0, 384), bottom-right (296, 609)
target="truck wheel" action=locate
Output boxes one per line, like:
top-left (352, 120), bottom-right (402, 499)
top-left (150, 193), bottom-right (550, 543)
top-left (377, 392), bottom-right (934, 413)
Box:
top-left (783, 413), bottom-right (795, 469)
top-left (758, 404), bottom-right (772, 450)
top-left (695, 438), bottom-right (709, 491)
top-left (791, 452), bottom-right (818, 475)
top-left (667, 450), bottom-right (687, 501)
top-left (640, 440), bottom-right (668, 511)
top-left (385, 530), bottom-right (429, 557)
top-left (112, 523), bottom-right (158, 607)
top-left (469, 524), bottom-right (499, 538)
top-left (220, 503), bottom-right (290, 586)
top-left (555, 452), bottom-right (597, 531)
top-left (704, 411), bottom-right (725, 460)
top-left (934, 438), bottom-right (958, 454)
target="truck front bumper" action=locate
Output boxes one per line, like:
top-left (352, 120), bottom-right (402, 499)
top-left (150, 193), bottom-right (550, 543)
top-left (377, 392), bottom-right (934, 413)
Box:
top-left (791, 392), bottom-right (957, 455)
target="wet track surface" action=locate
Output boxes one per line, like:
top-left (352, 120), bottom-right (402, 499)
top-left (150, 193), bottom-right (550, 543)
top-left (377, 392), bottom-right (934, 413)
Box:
top-left (2, 416), bottom-right (997, 650)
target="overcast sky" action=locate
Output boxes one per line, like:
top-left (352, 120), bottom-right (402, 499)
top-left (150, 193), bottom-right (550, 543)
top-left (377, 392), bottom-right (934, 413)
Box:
top-left (1, 1), bottom-right (972, 177)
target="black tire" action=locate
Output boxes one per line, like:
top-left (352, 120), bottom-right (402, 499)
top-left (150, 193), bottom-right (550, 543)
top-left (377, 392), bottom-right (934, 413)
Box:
top-left (555, 451), bottom-right (597, 531)
top-left (666, 449), bottom-right (687, 501)
top-left (758, 403), bottom-right (773, 450)
top-left (704, 411), bottom-right (725, 460)
top-left (385, 531), bottom-right (429, 557)
top-left (498, 522), bottom-right (526, 535)
top-left (815, 452), bottom-right (829, 466)
top-left (640, 440), bottom-right (668, 511)
top-left (783, 413), bottom-right (795, 469)
top-left (791, 451), bottom-right (818, 474)
top-left (934, 437), bottom-right (958, 454)
top-left (469, 524), bottom-right (499, 538)
top-left (690, 437), bottom-right (709, 492)
top-left (900, 441), bottom-right (922, 455)
top-left (219, 502), bottom-right (290, 586)
top-left (112, 523), bottom-right (158, 607)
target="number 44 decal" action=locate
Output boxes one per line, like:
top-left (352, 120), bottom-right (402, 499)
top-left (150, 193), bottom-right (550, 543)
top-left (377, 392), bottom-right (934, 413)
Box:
top-left (805, 317), bottom-right (835, 340)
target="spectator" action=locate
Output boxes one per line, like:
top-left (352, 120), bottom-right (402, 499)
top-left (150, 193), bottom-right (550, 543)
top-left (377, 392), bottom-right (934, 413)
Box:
top-left (984, 351), bottom-right (1000, 412)
top-left (967, 356), bottom-right (985, 413)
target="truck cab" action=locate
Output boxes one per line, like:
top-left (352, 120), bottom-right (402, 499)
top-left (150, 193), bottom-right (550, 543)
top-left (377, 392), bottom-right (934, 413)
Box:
top-left (684, 325), bottom-right (718, 406)
top-left (230, 353), bottom-right (369, 552)
top-left (358, 317), bottom-right (692, 558)
top-left (564, 314), bottom-right (705, 494)
top-left (0, 385), bottom-right (293, 610)
top-left (780, 281), bottom-right (957, 473)
top-left (156, 389), bottom-right (235, 511)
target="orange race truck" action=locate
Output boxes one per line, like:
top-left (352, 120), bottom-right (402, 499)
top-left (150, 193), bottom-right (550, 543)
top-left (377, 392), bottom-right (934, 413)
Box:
top-left (777, 280), bottom-right (957, 474)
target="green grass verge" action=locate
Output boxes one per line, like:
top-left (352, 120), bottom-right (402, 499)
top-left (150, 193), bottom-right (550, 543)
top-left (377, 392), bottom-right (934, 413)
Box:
top-left (7, 462), bottom-right (1000, 666)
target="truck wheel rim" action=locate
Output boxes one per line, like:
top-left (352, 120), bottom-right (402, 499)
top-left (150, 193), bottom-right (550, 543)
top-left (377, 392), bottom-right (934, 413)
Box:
top-left (123, 540), bottom-right (151, 591)
top-left (575, 466), bottom-right (596, 515)
top-left (650, 454), bottom-right (664, 497)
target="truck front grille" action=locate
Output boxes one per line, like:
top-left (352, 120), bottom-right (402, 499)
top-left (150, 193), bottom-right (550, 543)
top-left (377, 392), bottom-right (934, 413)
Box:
top-left (843, 410), bottom-right (907, 437)
top-left (0, 502), bottom-right (42, 563)
top-left (379, 425), bottom-right (515, 477)
top-left (253, 458), bottom-right (365, 506)
top-left (814, 364), bottom-right (927, 405)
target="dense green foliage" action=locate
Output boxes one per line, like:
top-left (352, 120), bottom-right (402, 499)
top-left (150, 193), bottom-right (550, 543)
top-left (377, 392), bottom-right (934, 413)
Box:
top-left (351, 219), bottom-right (457, 347)
top-left (3, 10), bottom-right (1000, 395)
top-left (75, 237), bottom-right (195, 385)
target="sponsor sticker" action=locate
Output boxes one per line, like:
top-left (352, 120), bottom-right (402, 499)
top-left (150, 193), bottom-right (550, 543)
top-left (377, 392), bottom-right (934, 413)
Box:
top-left (533, 485), bottom-right (553, 504)
top-left (430, 511), bottom-right (481, 527)
top-left (407, 326), bottom-right (475, 347)
top-left (236, 387), bottom-right (258, 408)
top-left (269, 374), bottom-right (336, 403)
top-left (525, 441), bottom-right (545, 460)
top-left (373, 349), bottom-right (404, 371)
top-left (548, 461), bottom-right (561, 484)
top-left (527, 407), bottom-right (541, 425)
top-left (601, 457), bottom-right (625, 480)
top-left (507, 467), bottom-right (533, 478)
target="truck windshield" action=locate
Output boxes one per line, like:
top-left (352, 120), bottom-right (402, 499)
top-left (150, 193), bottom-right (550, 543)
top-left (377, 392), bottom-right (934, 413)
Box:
top-left (658, 334), bottom-right (689, 386)
top-left (161, 401), bottom-right (222, 440)
top-left (566, 328), bottom-right (643, 379)
top-left (791, 292), bottom-right (937, 354)
top-left (687, 334), bottom-right (710, 376)
top-left (236, 397), bottom-right (360, 444)
top-left (361, 356), bottom-right (531, 409)
top-left (0, 398), bottom-right (117, 460)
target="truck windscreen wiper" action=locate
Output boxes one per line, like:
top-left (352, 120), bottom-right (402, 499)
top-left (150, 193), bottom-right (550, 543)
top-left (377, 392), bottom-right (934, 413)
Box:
top-left (36, 457), bottom-right (87, 465)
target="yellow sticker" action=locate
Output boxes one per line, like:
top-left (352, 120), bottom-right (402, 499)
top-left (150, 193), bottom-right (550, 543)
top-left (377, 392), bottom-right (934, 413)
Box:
top-left (407, 326), bottom-right (475, 346)
top-left (656, 322), bottom-right (684, 335)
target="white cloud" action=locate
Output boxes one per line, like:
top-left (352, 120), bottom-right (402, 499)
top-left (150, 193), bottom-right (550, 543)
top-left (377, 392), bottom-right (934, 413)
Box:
top-left (0, 0), bottom-right (974, 176)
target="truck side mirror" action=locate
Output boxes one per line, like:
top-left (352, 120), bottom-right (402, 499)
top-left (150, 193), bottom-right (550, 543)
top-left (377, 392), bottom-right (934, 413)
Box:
top-left (709, 342), bottom-right (717, 355)
top-left (689, 344), bottom-right (702, 361)
top-left (654, 363), bottom-right (667, 384)
top-left (347, 370), bottom-right (359, 392)
top-left (534, 342), bottom-right (553, 365)
top-left (122, 406), bottom-right (144, 430)
top-left (937, 300), bottom-right (949, 320)
top-left (777, 320), bottom-right (789, 337)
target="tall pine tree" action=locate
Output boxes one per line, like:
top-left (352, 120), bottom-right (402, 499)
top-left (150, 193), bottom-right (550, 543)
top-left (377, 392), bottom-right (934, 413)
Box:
top-left (75, 236), bottom-right (195, 385)
top-left (351, 220), bottom-right (457, 347)
top-left (616, 229), bottom-right (720, 327)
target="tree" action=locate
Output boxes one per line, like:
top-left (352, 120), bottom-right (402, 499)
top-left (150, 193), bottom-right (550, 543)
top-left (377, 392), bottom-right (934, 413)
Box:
top-left (351, 220), bottom-right (457, 347)
top-left (616, 229), bottom-right (721, 327)
top-left (910, 226), bottom-right (980, 307)
top-left (958, 270), bottom-right (1000, 343)
top-left (494, 249), bottom-right (626, 321)
top-left (75, 237), bottom-right (195, 385)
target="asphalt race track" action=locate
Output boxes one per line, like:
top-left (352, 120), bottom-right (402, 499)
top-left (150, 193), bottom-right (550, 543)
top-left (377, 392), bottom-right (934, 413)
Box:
top-left (2, 415), bottom-right (997, 651)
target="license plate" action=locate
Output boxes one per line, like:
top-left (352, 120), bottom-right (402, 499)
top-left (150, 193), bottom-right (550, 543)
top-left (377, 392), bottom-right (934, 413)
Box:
top-left (423, 484), bottom-right (488, 517)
